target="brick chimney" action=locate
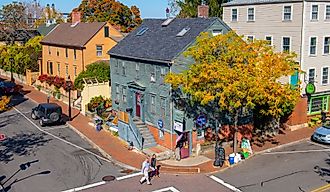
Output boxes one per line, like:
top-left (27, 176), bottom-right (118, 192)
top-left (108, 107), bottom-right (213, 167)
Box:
top-left (198, 5), bottom-right (209, 18)
top-left (71, 11), bottom-right (81, 24)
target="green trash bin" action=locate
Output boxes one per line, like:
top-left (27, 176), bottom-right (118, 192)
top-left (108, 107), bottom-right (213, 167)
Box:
top-left (242, 151), bottom-right (249, 159)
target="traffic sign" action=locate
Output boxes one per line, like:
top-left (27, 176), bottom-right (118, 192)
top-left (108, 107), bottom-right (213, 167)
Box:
top-left (196, 115), bottom-right (207, 127)
top-left (158, 119), bottom-right (164, 129)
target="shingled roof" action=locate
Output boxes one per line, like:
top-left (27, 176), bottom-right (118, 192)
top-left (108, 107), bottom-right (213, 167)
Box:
top-left (40, 22), bottom-right (106, 48)
top-left (109, 17), bottom-right (230, 63)
top-left (223, 0), bottom-right (330, 7)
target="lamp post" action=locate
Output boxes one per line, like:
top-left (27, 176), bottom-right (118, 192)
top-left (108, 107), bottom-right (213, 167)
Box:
top-left (66, 76), bottom-right (72, 121)
top-left (9, 58), bottom-right (14, 82)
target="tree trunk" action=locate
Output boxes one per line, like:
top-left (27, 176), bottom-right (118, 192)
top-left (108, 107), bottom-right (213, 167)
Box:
top-left (233, 111), bottom-right (239, 153)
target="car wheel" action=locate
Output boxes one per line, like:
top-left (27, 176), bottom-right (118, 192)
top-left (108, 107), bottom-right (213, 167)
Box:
top-left (39, 119), bottom-right (45, 127)
top-left (311, 135), bottom-right (316, 142)
top-left (49, 112), bottom-right (60, 122)
top-left (31, 111), bottom-right (37, 120)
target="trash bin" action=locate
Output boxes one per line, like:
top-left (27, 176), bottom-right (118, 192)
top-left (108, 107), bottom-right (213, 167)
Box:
top-left (229, 154), bottom-right (235, 165)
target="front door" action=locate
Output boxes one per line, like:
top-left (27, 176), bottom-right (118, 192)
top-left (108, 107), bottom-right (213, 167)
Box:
top-left (135, 93), bottom-right (141, 117)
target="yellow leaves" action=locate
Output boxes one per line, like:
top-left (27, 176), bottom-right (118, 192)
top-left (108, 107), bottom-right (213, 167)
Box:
top-left (0, 96), bottom-right (10, 112)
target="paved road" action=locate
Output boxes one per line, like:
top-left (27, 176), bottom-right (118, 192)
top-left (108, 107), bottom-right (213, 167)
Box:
top-left (214, 140), bottom-right (330, 192)
top-left (0, 95), bottom-right (128, 192)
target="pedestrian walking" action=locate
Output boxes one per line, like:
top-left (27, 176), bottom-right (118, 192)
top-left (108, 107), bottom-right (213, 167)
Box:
top-left (139, 157), bottom-right (151, 185)
top-left (150, 154), bottom-right (159, 178)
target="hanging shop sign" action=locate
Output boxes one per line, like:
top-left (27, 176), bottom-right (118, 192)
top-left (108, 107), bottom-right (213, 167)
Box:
top-left (174, 121), bottom-right (184, 132)
top-left (305, 82), bottom-right (316, 95)
top-left (174, 109), bottom-right (184, 123)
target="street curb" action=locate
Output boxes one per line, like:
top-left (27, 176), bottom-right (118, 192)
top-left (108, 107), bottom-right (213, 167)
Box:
top-left (66, 123), bottom-right (140, 172)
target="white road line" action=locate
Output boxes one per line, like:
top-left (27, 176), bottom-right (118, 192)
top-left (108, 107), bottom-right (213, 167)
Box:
top-left (307, 140), bottom-right (330, 149)
top-left (13, 107), bottom-right (113, 164)
top-left (43, 126), bottom-right (67, 131)
top-left (61, 181), bottom-right (106, 192)
top-left (209, 175), bottom-right (242, 192)
top-left (263, 149), bottom-right (330, 155)
top-left (116, 172), bottom-right (142, 181)
top-left (152, 186), bottom-right (181, 192)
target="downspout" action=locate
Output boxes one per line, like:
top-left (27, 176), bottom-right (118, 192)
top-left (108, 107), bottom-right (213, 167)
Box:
top-left (82, 49), bottom-right (85, 72)
top-left (300, 0), bottom-right (306, 94)
top-left (169, 61), bottom-right (174, 151)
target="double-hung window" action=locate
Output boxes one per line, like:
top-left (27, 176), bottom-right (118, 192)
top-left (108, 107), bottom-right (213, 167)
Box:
top-left (231, 8), bottom-right (238, 21)
top-left (324, 37), bottom-right (330, 54)
top-left (65, 48), bottom-right (68, 58)
top-left (122, 62), bottom-right (126, 76)
top-left (283, 5), bottom-right (292, 21)
top-left (247, 35), bottom-right (254, 42)
top-left (160, 97), bottom-right (166, 117)
top-left (74, 49), bottom-right (77, 60)
top-left (247, 8), bottom-right (255, 21)
top-left (115, 84), bottom-right (120, 101)
top-left (136, 63), bottom-right (140, 79)
top-left (150, 66), bottom-right (156, 82)
top-left (326, 5), bottom-right (330, 20)
top-left (96, 45), bottom-right (102, 57)
top-left (282, 37), bottom-right (291, 52)
top-left (122, 86), bottom-right (127, 102)
top-left (57, 62), bottom-right (60, 75)
top-left (150, 94), bottom-right (156, 114)
top-left (322, 67), bottom-right (329, 85)
top-left (310, 37), bottom-right (317, 55)
top-left (309, 68), bottom-right (316, 83)
top-left (265, 36), bottom-right (273, 46)
top-left (311, 5), bottom-right (319, 20)
top-left (115, 60), bottom-right (119, 74)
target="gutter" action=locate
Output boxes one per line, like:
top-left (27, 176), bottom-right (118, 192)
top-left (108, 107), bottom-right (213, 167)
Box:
top-left (109, 53), bottom-right (171, 64)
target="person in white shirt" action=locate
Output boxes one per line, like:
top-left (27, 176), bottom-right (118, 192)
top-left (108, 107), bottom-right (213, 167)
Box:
top-left (139, 157), bottom-right (151, 185)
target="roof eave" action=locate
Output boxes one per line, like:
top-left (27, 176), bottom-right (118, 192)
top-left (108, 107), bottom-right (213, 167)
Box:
top-left (222, 0), bottom-right (302, 7)
top-left (108, 52), bottom-right (172, 64)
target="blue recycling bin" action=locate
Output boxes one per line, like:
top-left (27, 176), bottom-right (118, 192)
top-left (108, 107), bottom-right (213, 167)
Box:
top-left (229, 154), bottom-right (235, 165)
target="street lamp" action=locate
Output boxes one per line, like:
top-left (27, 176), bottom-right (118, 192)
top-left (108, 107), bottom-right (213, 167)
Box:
top-left (66, 76), bottom-right (73, 121)
top-left (9, 58), bottom-right (14, 82)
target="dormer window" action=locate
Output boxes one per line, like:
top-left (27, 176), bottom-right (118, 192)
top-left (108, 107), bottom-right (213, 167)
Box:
top-left (212, 29), bottom-right (222, 36)
top-left (104, 26), bottom-right (109, 37)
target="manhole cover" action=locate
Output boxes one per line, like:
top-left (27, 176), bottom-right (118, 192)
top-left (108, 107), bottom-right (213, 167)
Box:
top-left (102, 175), bottom-right (116, 181)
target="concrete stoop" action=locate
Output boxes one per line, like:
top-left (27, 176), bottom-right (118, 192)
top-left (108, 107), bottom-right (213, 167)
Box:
top-left (143, 145), bottom-right (173, 161)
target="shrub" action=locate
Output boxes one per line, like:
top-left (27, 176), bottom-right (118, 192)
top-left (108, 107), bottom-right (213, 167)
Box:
top-left (53, 76), bottom-right (65, 89)
top-left (38, 74), bottom-right (48, 82)
top-left (0, 96), bottom-right (10, 112)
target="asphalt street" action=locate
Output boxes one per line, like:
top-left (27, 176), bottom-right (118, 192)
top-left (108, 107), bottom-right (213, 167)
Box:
top-left (215, 140), bottom-right (330, 192)
top-left (0, 95), bottom-right (128, 192)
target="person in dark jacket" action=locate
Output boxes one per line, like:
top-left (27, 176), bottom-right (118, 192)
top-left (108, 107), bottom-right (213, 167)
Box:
top-left (150, 154), bottom-right (159, 178)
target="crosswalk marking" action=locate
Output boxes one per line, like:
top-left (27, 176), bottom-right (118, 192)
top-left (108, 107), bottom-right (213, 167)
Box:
top-left (152, 186), bottom-right (180, 192)
top-left (209, 175), bottom-right (242, 192)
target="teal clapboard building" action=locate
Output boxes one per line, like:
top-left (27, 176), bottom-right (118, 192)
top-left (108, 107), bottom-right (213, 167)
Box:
top-left (108, 17), bottom-right (231, 152)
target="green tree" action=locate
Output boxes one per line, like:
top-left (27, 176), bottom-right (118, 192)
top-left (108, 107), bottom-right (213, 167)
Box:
top-left (71, 0), bottom-right (142, 33)
top-left (165, 31), bottom-right (300, 153)
top-left (74, 61), bottom-right (110, 90)
top-left (177, 0), bottom-right (227, 18)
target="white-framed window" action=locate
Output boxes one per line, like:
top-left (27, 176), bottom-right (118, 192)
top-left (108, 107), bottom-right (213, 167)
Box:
top-left (48, 46), bottom-right (51, 55)
top-left (247, 7), bottom-right (255, 21)
top-left (282, 37), bottom-right (291, 52)
top-left (311, 4), bottom-right (319, 20)
top-left (150, 94), bottom-right (156, 114)
top-left (247, 35), bottom-right (254, 41)
top-left (324, 37), bottom-right (330, 54)
top-left (122, 86), bottom-right (127, 102)
top-left (122, 62), bottom-right (126, 76)
top-left (136, 63), bottom-right (140, 79)
top-left (57, 62), bottom-right (60, 75)
top-left (65, 64), bottom-right (69, 78)
top-left (96, 45), bottom-right (102, 57)
top-left (74, 65), bottom-right (77, 77)
top-left (309, 68), bottom-right (316, 83)
top-left (231, 8), bottom-right (238, 21)
top-left (322, 67), bottom-right (329, 85)
top-left (115, 84), bottom-right (120, 101)
top-left (115, 60), bottom-right (119, 74)
top-left (212, 29), bottom-right (222, 36)
top-left (325, 5), bottom-right (330, 20)
top-left (283, 5), bottom-right (292, 21)
top-left (74, 49), bottom-right (77, 60)
top-left (310, 37), bottom-right (317, 55)
top-left (265, 35), bottom-right (273, 46)
top-left (150, 66), bottom-right (156, 82)
top-left (160, 97), bottom-right (166, 117)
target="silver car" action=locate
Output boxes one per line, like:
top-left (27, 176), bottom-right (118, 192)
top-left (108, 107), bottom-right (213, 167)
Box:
top-left (312, 124), bottom-right (330, 144)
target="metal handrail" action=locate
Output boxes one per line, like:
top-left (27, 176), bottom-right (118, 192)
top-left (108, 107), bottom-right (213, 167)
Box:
top-left (128, 115), bottom-right (144, 150)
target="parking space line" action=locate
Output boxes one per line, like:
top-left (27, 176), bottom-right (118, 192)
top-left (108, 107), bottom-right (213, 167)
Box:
top-left (263, 149), bottom-right (330, 155)
top-left (61, 181), bottom-right (106, 192)
top-left (152, 186), bottom-right (180, 192)
top-left (209, 175), bottom-right (242, 192)
top-left (311, 184), bottom-right (330, 192)
top-left (43, 126), bottom-right (67, 131)
top-left (307, 140), bottom-right (330, 149)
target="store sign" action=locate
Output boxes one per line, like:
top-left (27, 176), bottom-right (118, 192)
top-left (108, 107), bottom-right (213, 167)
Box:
top-left (174, 121), bottom-right (184, 132)
top-left (174, 109), bottom-right (184, 123)
top-left (306, 82), bottom-right (316, 95)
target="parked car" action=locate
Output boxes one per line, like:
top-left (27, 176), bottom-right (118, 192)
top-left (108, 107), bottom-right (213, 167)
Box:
top-left (311, 122), bottom-right (330, 144)
top-left (0, 81), bottom-right (17, 95)
top-left (31, 103), bottom-right (63, 126)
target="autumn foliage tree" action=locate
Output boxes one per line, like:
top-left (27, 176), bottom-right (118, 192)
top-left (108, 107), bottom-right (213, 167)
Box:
top-left (71, 0), bottom-right (142, 33)
top-left (165, 31), bottom-right (300, 152)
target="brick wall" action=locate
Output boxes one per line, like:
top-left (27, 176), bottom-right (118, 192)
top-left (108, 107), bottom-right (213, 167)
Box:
top-left (147, 124), bottom-right (176, 150)
top-left (286, 97), bottom-right (308, 126)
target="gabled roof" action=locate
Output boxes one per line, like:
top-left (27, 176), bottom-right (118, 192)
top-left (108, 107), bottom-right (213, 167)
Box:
top-left (37, 24), bottom-right (58, 36)
top-left (223, 0), bottom-right (330, 7)
top-left (40, 22), bottom-right (107, 48)
top-left (109, 18), bottom-right (230, 63)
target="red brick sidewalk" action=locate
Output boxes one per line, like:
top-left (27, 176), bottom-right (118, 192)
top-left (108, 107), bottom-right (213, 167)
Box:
top-left (2, 75), bottom-right (316, 174)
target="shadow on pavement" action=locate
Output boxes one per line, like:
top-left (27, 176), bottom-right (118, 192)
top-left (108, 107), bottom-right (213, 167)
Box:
top-left (0, 132), bottom-right (52, 163)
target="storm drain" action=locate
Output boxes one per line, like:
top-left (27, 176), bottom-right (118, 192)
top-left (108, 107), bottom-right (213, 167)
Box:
top-left (102, 175), bottom-right (116, 182)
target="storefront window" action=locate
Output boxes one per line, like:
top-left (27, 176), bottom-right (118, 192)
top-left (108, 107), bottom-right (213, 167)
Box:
top-left (308, 95), bottom-right (329, 114)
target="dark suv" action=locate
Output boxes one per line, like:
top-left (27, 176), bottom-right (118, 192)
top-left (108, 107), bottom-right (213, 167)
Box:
top-left (31, 103), bottom-right (63, 126)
